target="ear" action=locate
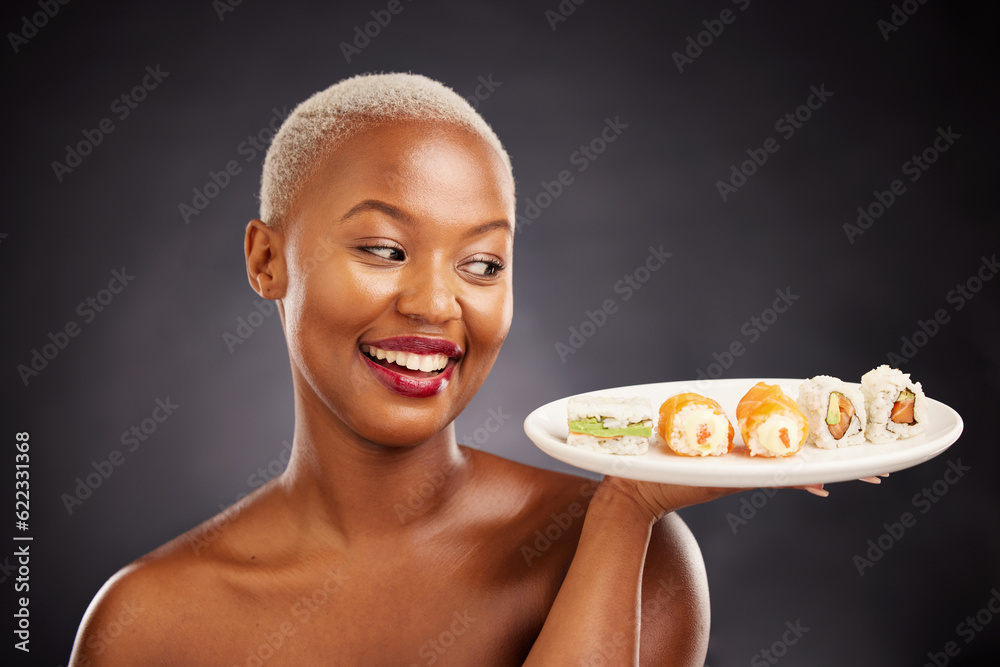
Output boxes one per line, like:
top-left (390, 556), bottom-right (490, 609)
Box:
top-left (245, 219), bottom-right (287, 299)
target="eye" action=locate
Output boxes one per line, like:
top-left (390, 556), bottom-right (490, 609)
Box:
top-left (463, 255), bottom-right (506, 278)
top-left (360, 244), bottom-right (405, 261)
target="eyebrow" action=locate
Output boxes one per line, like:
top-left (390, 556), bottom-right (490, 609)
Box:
top-left (340, 199), bottom-right (512, 237)
top-left (466, 219), bottom-right (513, 238)
top-left (341, 199), bottom-right (411, 224)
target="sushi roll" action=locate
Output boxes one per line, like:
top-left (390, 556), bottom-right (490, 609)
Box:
top-left (657, 392), bottom-right (734, 457)
top-left (736, 382), bottom-right (809, 457)
top-left (567, 395), bottom-right (653, 455)
top-left (861, 365), bottom-right (926, 444)
top-left (797, 376), bottom-right (867, 449)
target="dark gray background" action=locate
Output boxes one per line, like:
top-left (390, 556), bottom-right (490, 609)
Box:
top-left (3, 0), bottom-right (999, 665)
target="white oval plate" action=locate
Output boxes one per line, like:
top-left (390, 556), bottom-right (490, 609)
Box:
top-left (523, 378), bottom-right (964, 487)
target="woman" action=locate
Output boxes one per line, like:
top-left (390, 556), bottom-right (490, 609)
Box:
top-left (69, 73), bottom-right (820, 666)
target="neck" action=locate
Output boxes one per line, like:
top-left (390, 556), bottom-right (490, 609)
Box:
top-left (279, 384), bottom-right (469, 542)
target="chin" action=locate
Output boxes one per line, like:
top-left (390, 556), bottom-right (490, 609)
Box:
top-left (354, 418), bottom-right (456, 450)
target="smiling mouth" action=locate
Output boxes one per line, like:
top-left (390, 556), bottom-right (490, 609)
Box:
top-left (361, 344), bottom-right (451, 378)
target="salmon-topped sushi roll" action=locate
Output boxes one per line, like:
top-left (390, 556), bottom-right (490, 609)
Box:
top-left (736, 382), bottom-right (809, 457)
top-left (657, 392), bottom-right (734, 457)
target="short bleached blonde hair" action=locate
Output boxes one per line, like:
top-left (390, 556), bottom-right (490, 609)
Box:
top-left (259, 72), bottom-right (513, 227)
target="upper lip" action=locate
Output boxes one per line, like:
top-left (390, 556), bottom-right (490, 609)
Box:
top-left (361, 336), bottom-right (464, 360)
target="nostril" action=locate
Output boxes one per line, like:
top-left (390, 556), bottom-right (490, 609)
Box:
top-left (395, 282), bottom-right (461, 324)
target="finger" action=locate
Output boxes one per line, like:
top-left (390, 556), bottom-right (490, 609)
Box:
top-left (858, 476), bottom-right (882, 484)
top-left (803, 484), bottom-right (829, 498)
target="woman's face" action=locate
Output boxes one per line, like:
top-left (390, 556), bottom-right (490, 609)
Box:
top-left (277, 119), bottom-right (515, 447)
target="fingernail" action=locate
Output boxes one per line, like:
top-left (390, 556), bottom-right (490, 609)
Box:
top-left (805, 486), bottom-right (830, 498)
top-left (859, 476), bottom-right (881, 484)
top-left (878, 473), bottom-right (890, 478)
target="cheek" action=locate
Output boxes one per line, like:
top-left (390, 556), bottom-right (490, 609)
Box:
top-left (463, 285), bottom-right (512, 362)
top-left (285, 259), bottom-right (397, 372)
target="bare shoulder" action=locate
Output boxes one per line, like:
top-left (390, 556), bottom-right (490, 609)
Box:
top-left (69, 546), bottom-right (197, 666)
top-left (459, 447), bottom-right (597, 571)
top-left (461, 445), bottom-right (598, 515)
top-left (69, 489), bottom-right (274, 666)
top-left (462, 448), bottom-right (710, 662)
top-left (640, 512), bottom-right (711, 666)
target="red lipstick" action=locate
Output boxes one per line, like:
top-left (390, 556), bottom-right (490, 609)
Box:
top-left (359, 336), bottom-right (462, 398)
top-left (364, 336), bottom-right (463, 359)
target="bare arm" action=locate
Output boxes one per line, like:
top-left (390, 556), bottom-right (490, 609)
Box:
top-left (525, 478), bottom-right (735, 666)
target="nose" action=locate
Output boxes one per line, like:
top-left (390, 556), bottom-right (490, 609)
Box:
top-left (395, 258), bottom-right (462, 324)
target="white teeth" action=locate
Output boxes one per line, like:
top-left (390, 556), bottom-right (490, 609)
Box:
top-left (364, 344), bottom-right (449, 372)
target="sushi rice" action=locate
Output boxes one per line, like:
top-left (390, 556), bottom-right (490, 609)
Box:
top-left (861, 365), bottom-right (926, 444)
top-left (797, 375), bottom-right (867, 449)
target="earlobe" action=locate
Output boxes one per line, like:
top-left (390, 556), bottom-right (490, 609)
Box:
top-left (245, 219), bottom-right (287, 299)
